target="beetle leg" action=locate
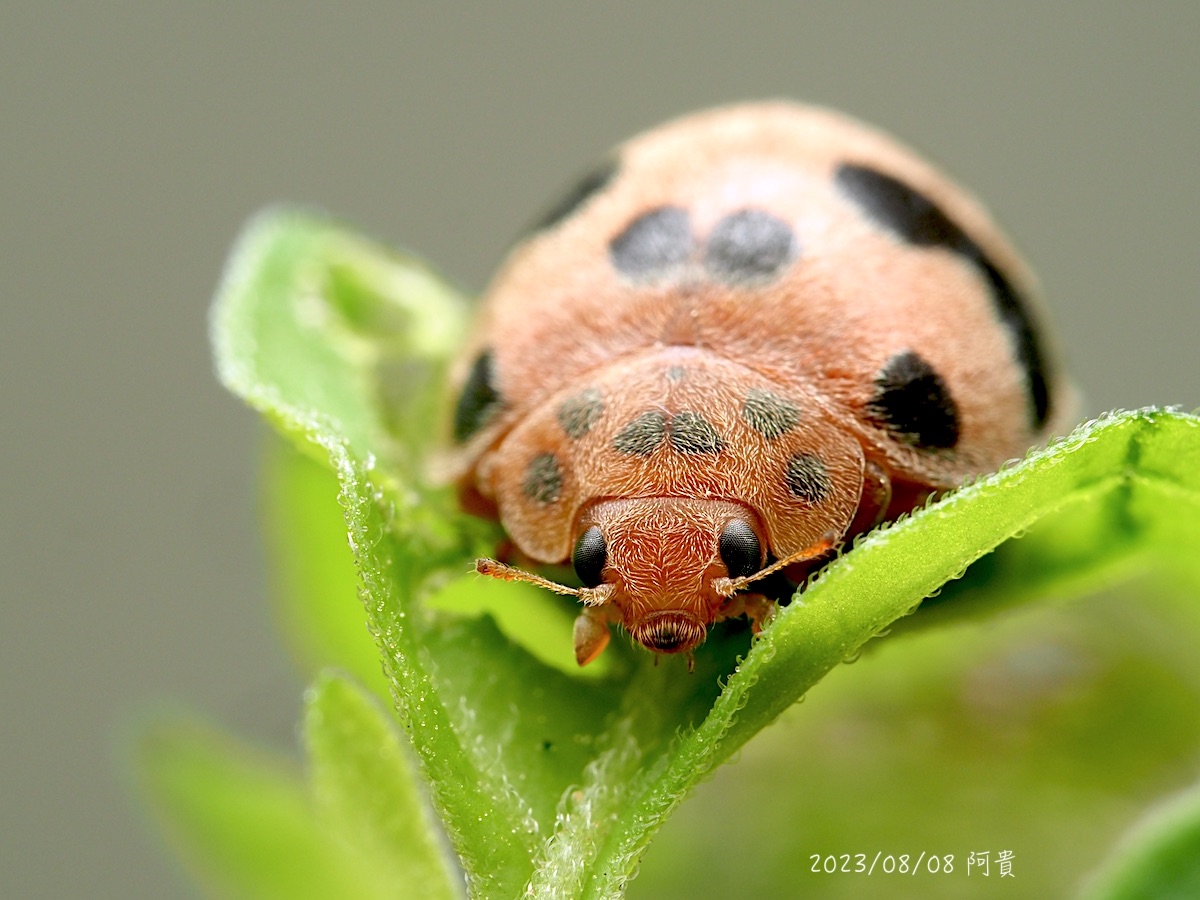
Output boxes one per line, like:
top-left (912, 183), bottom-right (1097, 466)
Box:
top-left (743, 593), bottom-right (778, 635)
top-left (715, 592), bottom-right (778, 634)
top-left (573, 606), bottom-right (613, 666)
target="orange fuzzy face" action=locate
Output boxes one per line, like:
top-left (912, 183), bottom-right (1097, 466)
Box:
top-left (451, 102), bottom-right (1070, 666)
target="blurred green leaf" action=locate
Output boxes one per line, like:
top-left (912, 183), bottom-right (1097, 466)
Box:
top-left (304, 672), bottom-right (462, 899)
top-left (211, 206), bottom-right (470, 472)
top-left (263, 435), bottom-right (388, 697)
top-left (138, 720), bottom-right (380, 899)
top-left (1082, 779), bottom-right (1200, 899)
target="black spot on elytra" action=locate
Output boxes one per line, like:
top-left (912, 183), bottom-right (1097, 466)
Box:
top-left (613, 411), bottom-right (668, 455)
top-left (522, 453), bottom-right (563, 504)
top-left (609, 207), bottom-right (693, 280)
top-left (453, 350), bottom-right (502, 443)
top-left (784, 453), bottom-right (831, 503)
top-left (668, 411), bottom-right (724, 455)
top-left (835, 163), bottom-right (1051, 428)
top-left (557, 388), bottom-right (604, 439)
top-left (742, 388), bottom-right (802, 439)
top-left (527, 158), bottom-right (618, 234)
top-left (704, 209), bottom-right (796, 283)
top-left (836, 164), bottom-right (960, 247)
top-left (867, 351), bottom-right (960, 449)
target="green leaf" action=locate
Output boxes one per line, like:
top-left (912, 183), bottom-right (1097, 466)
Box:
top-left (212, 206), bottom-right (471, 473)
top-left (581, 410), bottom-right (1200, 896)
top-left (1082, 780), bottom-right (1200, 899)
top-left (208, 209), bottom-right (1200, 898)
top-left (304, 672), bottom-right (462, 899)
top-left (630, 583), bottom-right (1200, 898)
top-left (137, 673), bottom-right (468, 900)
top-left (263, 434), bottom-right (389, 696)
top-left (138, 720), bottom-right (380, 899)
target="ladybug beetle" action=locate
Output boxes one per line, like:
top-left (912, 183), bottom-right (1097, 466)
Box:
top-left (449, 101), bottom-right (1070, 667)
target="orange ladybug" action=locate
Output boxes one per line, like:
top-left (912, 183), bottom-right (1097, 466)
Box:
top-left (450, 102), bottom-right (1070, 667)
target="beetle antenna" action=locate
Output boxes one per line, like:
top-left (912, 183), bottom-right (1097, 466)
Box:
top-left (713, 533), bottom-right (837, 597)
top-left (475, 558), bottom-right (582, 596)
top-left (475, 558), bottom-right (617, 609)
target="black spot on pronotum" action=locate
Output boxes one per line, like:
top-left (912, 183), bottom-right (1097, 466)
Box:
top-left (557, 388), bottom-right (604, 439)
top-left (867, 350), bottom-right (960, 449)
top-left (527, 158), bottom-right (619, 234)
top-left (835, 163), bottom-right (1051, 428)
top-left (613, 411), bottom-right (668, 455)
top-left (609, 206), bottom-right (693, 280)
top-left (704, 208), bottom-right (796, 283)
top-left (742, 388), bottom-right (801, 439)
top-left (719, 519), bottom-right (762, 579)
top-left (668, 411), bottom-right (724, 455)
top-left (453, 350), bottom-right (502, 443)
top-left (572, 525), bottom-right (607, 588)
top-left (522, 453), bottom-right (563, 504)
top-left (784, 453), bottom-right (831, 503)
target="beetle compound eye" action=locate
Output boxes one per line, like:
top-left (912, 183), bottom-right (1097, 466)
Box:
top-left (718, 519), bottom-right (762, 580)
top-left (572, 526), bottom-right (608, 588)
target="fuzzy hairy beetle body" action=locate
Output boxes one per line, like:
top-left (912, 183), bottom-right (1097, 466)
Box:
top-left (451, 102), bottom-right (1069, 666)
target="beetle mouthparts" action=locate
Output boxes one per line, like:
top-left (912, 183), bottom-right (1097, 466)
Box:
top-left (630, 612), bottom-right (707, 654)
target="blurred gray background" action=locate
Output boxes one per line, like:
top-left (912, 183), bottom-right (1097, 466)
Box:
top-left (3, 4), bottom-right (1198, 897)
